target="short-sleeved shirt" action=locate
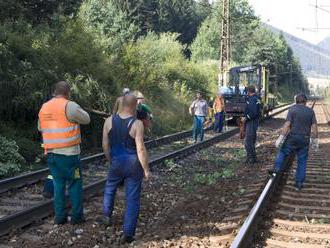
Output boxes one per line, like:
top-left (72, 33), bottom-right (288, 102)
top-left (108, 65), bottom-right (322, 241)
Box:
top-left (287, 104), bottom-right (317, 136)
top-left (190, 99), bottom-right (208, 117)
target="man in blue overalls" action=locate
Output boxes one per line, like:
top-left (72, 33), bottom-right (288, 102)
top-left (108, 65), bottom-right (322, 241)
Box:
top-left (243, 85), bottom-right (261, 164)
top-left (101, 94), bottom-right (150, 244)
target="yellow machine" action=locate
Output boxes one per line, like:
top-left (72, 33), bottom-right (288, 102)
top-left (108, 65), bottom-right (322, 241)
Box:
top-left (220, 64), bottom-right (276, 117)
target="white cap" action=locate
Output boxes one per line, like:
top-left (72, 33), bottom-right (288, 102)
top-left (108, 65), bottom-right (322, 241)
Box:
top-left (122, 88), bottom-right (130, 95)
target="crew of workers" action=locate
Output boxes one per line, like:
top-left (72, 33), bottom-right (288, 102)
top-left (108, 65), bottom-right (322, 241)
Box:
top-left (38, 81), bottom-right (318, 244)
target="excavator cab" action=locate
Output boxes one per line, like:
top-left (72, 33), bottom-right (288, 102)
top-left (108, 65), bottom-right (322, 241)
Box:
top-left (220, 64), bottom-right (275, 117)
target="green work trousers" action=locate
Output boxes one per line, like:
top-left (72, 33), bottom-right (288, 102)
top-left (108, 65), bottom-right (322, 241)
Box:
top-left (47, 153), bottom-right (83, 224)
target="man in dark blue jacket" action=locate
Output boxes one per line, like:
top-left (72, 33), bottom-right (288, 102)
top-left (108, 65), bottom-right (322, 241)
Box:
top-left (243, 85), bottom-right (261, 164)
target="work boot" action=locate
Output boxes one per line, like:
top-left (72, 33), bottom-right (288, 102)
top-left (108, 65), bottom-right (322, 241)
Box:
top-left (96, 215), bottom-right (111, 226)
top-left (119, 234), bottom-right (135, 244)
top-left (251, 157), bottom-right (258, 164)
top-left (54, 217), bottom-right (68, 225)
top-left (71, 217), bottom-right (86, 225)
top-left (295, 182), bottom-right (303, 191)
top-left (244, 157), bottom-right (251, 165)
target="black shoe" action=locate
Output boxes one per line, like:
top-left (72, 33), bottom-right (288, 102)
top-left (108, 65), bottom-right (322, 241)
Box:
top-left (42, 191), bottom-right (53, 199)
top-left (120, 234), bottom-right (135, 244)
top-left (244, 158), bottom-right (251, 164)
top-left (295, 182), bottom-right (303, 191)
top-left (95, 216), bottom-right (111, 226)
top-left (250, 158), bottom-right (258, 164)
top-left (55, 218), bottom-right (68, 225)
top-left (71, 217), bottom-right (86, 225)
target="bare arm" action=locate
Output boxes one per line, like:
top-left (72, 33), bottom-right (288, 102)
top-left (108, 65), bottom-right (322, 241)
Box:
top-left (102, 117), bottom-right (112, 161)
top-left (281, 121), bottom-right (291, 136)
top-left (134, 120), bottom-right (150, 179)
top-left (189, 101), bottom-right (195, 115)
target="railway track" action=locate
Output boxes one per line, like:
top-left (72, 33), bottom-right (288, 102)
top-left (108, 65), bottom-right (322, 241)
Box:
top-left (0, 103), bottom-right (291, 238)
top-left (226, 101), bottom-right (330, 248)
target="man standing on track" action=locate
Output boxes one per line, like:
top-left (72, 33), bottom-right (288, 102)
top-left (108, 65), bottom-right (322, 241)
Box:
top-left (38, 81), bottom-right (90, 224)
top-left (101, 94), bottom-right (150, 244)
top-left (189, 91), bottom-right (208, 143)
top-left (273, 93), bottom-right (318, 191)
top-left (213, 92), bottom-right (225, 133)
top-left (243, 85), bottom-right (261, 164)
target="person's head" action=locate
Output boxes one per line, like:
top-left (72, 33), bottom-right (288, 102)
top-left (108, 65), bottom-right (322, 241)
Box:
top-left (196, 91), bottom-right (202, 100)
top-left (295, 93), bottom-right (307, 105)
top-left (217, 91), bottom-right (223, 98)
top-left (54, 81), bottom-right (70, 98)
top-left (122, 88), bottom-right (130, 96)
top-left (122, 93), bottom-right (137, 113)
top-left (133, 90), bottom-right (145, 104)
top-left (246, 85), bottom-right (256, 96)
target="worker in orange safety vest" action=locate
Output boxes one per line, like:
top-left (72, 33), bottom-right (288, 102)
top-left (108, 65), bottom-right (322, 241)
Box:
top-left (39, 81), bottom-right (90, 225)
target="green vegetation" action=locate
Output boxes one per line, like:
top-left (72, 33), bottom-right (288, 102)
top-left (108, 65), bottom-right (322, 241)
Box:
top-left (0, 136), bottom-right (25, 178)
top-left (191, 0), bottom-right (309, 101)
top-left (0, 0), bottom-right (308, 173)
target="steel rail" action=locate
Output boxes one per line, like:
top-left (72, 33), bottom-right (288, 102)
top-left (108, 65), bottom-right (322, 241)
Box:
top-left (0, 103), bottom-right (290, 194)
top-left (0, 126), bottom-right (212, 194)
top-left (230, 100), bottom-right (315, 248)
top-left (0, 103), bottom-right (292, 237)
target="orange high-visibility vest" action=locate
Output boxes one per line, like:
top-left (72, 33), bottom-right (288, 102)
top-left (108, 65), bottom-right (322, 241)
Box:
top-left (213, 96), bottom-right (224, 113)
top-left (39, 97), bottom-right (81, 152)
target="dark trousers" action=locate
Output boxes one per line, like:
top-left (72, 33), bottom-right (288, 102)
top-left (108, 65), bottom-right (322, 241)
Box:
top-left (244, 119), bottom-right (259, 160)
top-left (103, 154), bottom-right (143, 237)
top-left (48, 153), bottom-right (83, 224)
top-left (214, 111), bottom-right (224, 132)
top-left (275, 134), bottom-right (309, 184)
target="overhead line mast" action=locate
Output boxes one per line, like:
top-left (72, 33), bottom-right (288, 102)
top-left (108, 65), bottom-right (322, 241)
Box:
top-left (219, 0), bottom-right (230, 88)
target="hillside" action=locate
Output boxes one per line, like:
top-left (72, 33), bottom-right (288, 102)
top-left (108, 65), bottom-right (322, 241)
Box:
top-left (265, 24), bottom-right (330, 78)
top-left (318, 36), bottom-right (330, 52)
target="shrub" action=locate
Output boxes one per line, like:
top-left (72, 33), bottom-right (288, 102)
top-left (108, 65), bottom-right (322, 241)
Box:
top-left (0, 136), bottom-right (25, 178)
top-left (0, 162), bottom-right (22, 178)
top-left (15, 137), bottom-right (42, 163)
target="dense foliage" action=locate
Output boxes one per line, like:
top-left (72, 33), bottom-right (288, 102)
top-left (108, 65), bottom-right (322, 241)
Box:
top-left (0, 0), bottom-right (308, 168)
top-left (0, 136), bottom-right (25, 178)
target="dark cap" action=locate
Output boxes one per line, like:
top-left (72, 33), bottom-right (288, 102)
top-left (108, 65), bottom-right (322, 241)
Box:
top-left (295, 93), bottom-right (307, 104)
top-left (246, 85), bottom-right (256, 94)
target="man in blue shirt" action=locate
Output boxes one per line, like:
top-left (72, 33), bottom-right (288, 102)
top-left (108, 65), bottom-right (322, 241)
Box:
top-left (243, 85), bottom-right (261, 164)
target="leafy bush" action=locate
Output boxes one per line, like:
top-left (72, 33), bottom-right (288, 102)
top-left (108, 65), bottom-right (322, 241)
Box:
top-left (0, 162), bottom-right (22, 178)
top-left (0, 136), bottom-right (25, 178)
top-left (15, 137), bottom-right (42, 163)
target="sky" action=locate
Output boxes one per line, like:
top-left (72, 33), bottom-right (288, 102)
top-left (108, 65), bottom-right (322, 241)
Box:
top-left (247, 0), bottom-right (330, 44)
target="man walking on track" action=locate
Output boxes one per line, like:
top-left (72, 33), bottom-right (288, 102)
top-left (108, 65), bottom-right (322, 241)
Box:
top-left (273, 93), bottom-right (318, 191)
top-left (101, 93), bottom-right (150, 244)
top-left (243, 85), bottom-right (261, 164)
top-left (213, 92), bottom-right (225, 133)
top-left (38, 81), bottom-right (90, 224)
top-left (189, 91), bottom-right (208, 142)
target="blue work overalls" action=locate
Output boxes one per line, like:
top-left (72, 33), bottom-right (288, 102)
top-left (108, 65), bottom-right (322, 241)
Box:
top-left (244, 94), bottom-right (261, 161)
top-left (103, 115), bottom-right (144, 237)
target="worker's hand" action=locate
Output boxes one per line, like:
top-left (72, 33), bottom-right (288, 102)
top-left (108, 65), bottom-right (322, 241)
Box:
top-left (275, 135), bottom-right (285, 148)
top-left (310, 138), bottom-right (319, 151)
top-left (144, 170), bottom-right (151, 181)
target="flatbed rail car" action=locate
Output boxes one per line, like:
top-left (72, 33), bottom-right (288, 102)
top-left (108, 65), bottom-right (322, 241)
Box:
top-left (221, 64), bottom-right (276, 118)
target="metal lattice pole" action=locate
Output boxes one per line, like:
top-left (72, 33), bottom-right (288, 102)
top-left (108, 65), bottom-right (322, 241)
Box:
top-left (219, 0), bottom-right (230, 88)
